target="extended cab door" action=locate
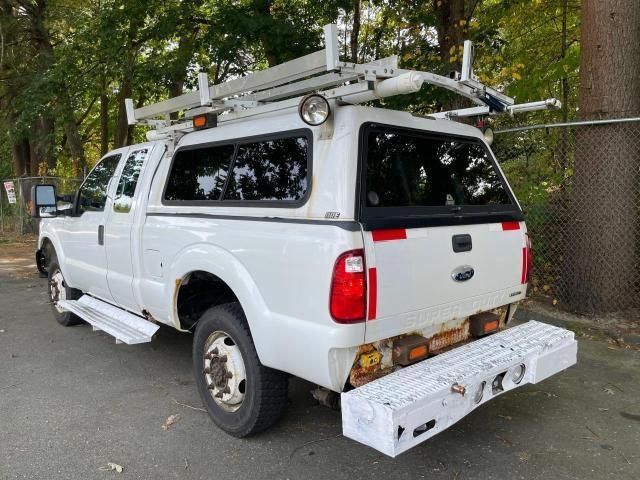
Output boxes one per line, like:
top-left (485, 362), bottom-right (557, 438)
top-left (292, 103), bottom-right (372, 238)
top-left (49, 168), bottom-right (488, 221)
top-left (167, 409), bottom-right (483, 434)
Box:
top-left (61, 151), bottom-right (125, 301)
top-left (358, 124), bottom-right (529, 343)
top-left (104, 146), bottom-right (153, 312)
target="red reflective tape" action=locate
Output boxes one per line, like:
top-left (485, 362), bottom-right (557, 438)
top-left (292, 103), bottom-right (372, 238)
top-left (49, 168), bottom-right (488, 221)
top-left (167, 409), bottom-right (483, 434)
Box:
top-left (521, 247), bottom-right (527, 284)
top-left (372, 229), bottom-right (407, 242)
top-left (502, 221), bottom-right (521, 231)
top-left (368, 267), bottom-right (377, 320)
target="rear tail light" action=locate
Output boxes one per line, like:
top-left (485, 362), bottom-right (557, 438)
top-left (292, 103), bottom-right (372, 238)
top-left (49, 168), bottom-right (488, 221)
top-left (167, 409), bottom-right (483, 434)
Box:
top-left (523, 234), bottom-right (533, 284)
top-left (330, 249), bottom-right (366, 323)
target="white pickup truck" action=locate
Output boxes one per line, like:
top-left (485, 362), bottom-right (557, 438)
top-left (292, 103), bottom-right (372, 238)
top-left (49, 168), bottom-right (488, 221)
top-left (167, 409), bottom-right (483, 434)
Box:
top-left (30, 29), bottom-right (577, 457)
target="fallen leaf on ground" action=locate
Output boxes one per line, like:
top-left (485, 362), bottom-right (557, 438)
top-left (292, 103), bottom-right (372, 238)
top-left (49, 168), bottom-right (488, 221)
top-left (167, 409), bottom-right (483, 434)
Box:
top-left (99, 462), bottom-right (123, 473)
top-left (495, 434), bottom-right (513, 447)
top-left (162, 414), bottom-right (180, 431)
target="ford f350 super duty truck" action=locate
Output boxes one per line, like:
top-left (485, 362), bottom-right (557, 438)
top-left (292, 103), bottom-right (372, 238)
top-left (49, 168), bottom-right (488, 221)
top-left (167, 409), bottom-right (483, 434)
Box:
top-left (30, 26), bottom-right (577, 457)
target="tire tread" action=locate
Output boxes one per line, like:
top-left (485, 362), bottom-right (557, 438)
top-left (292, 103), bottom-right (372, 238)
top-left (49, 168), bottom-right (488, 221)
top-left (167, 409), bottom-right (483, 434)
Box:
top-left (194, 302), bottom-right (288, 437)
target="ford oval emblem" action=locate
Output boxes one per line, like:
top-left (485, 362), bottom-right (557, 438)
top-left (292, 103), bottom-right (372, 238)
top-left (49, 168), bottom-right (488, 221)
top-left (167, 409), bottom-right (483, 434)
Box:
top-left (451, 265), bottom-right (475, 282)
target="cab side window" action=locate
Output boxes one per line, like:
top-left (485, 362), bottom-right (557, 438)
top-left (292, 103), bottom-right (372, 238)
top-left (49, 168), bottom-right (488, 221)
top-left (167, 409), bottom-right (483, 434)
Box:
top-left (162, 130), bottom-right (311, 205)
top-left (223, 136), bottom-right (309, 201)
top-left (164, 144), bottom-right (234, 201)
top-left (114, 149), bottom-right (148, 213)
top-left (78, 154), bottom-right (121, 214)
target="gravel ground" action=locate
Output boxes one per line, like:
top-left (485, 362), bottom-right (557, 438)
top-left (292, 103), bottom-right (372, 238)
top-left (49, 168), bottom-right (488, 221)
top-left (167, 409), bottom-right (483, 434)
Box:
top-left (0, 240), bottom-right (639, 480)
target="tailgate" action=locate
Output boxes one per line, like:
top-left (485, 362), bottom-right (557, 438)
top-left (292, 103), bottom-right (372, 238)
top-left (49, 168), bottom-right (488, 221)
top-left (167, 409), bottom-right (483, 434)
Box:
top-left (364, 221), bottom-right (528, 342)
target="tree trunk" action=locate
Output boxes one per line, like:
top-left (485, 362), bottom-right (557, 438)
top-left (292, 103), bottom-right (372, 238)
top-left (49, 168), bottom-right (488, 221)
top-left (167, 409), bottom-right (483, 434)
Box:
top-left (12, 139), bottom-right (30, 177)
top-left (30, 115), bottom-right (55, 175)
top-left (564, 0), bottom-right (640, 312)
top-left (100, 75), bottom-right (109, 156)
top-left (249, 0), bottom-right (281, 67)
top-left (433, 0), bottom-right (473, 111)
top-left (434, 0), bottom-right (466, 68)
top-left (59, 89), bottom-right (86, 175)
top-left (114, 75), bottom-right (133, 148)
top-left (556, 0), bottom-right (570, 172)
top-left (350, 0), bottom-right (361, 63)
top-left (28, 0), bottom-right (85, 173)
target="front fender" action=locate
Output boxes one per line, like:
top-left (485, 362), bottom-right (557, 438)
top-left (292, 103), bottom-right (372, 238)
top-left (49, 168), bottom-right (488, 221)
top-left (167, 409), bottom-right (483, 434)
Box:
top-left (166, 243), bottom-right (272, 362)
top-left (38, 219), bottom-right (68, 278)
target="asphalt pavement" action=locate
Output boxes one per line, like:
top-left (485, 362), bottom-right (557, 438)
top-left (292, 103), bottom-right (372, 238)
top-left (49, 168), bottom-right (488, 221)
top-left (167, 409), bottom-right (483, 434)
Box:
top-left (0, 242), bottom-right (638, 480)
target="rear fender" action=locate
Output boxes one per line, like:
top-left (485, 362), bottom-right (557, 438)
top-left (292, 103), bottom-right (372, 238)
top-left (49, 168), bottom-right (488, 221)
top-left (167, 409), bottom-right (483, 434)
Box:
top-left (166, 243), bottom-right (271, 362)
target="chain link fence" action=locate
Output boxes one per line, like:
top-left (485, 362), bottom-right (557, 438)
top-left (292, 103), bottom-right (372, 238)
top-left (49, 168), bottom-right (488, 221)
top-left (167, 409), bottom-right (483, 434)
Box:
top-left (0, 176), bottom-right (81, 235)
top-left (493, 118), bottom-right (640, 315)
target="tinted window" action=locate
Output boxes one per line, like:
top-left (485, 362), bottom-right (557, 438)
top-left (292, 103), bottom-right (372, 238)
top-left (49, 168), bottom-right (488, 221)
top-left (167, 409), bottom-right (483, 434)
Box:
top-left (365, 129), bottom-right (511, 208)
top-left (78, 154), bottom-right (121, 213)
top-left (114, 149), bottom-right (148, 213)
top-left (164, 144), bottom-right (234, 201)
top-left (223, 136), bottom-right (308, 201)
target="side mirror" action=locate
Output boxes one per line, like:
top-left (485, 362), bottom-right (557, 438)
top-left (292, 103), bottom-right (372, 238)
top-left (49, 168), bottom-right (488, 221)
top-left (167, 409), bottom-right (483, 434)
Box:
top-left (30, 184), bottom-right (58, 218)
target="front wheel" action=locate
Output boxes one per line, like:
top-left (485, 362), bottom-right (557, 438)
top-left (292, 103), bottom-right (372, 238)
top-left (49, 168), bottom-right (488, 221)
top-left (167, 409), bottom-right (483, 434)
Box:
top-left (193, 303), bottom-right (288, 437)
top-left (47, 257), bottom-right (83, 326)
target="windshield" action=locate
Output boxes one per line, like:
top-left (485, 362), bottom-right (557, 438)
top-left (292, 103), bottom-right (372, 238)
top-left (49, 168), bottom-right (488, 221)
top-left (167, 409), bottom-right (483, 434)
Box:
top-left (359, 123), bottom-right (521, 229)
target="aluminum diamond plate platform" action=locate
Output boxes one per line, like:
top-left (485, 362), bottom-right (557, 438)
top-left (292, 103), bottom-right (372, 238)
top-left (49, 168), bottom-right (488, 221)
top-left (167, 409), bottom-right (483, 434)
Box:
top-left (58, 295), bottom-right (159, 345)
top-left (341, 321), bottom-right (577, 457)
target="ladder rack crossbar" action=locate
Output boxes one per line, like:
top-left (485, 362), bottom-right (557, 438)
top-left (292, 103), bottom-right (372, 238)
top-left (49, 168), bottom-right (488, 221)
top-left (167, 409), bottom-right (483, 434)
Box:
top-left (133, 49), bottom-right (330, 122)
top-left (245, 72), bottom-right (360, 103)
top-left (127, 24), bottom-right (560, 131)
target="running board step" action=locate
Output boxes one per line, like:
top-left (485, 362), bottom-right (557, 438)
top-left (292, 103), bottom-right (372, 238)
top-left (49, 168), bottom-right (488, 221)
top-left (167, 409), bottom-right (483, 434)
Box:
top-left (341, 321), bottom-right (577, 457)
top-left (58, 295), bottom-right (159, 344)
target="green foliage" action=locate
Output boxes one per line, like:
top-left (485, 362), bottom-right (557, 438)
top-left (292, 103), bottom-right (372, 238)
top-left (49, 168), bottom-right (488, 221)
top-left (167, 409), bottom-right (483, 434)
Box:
top-left (474, 0), bottom-right (580, 120)
top-left (0, 0), bottom-right (581, 183)
top-left (0, 132), bottom-right (13, 179)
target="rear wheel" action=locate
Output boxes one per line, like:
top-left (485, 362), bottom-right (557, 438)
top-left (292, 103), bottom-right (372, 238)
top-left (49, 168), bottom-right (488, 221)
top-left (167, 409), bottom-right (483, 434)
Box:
top-left (193, 302), bottom-right (288, 437)
top-left (47, 257), bottom-right (83, 326)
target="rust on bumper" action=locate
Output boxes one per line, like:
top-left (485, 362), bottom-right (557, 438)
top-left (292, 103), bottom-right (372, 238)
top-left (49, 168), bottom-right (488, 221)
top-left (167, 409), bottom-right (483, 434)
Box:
top-left (348, 306), bottom-right (510, 388)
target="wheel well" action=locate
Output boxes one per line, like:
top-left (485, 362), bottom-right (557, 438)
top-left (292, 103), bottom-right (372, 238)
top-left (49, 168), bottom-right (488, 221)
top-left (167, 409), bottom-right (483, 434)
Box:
top-left (41, 238), bottom-right (55, 264)
top-left (176, 271), bottom-right (239, 331)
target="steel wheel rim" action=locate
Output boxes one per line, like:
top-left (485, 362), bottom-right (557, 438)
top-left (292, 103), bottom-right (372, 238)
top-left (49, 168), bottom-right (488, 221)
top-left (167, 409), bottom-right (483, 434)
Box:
top-left (49, 269), bottom-right (66, 313)
top-left (203, 331), bottom-right (247, 412)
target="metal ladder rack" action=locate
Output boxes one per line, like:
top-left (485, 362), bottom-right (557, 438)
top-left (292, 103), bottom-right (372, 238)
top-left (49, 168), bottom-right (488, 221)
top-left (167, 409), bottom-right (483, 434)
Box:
top-left (125, 24), bottom-right (560, 137)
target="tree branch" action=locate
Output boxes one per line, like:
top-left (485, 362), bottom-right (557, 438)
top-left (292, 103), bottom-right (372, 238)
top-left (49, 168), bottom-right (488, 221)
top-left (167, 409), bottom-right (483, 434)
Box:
top-left (76, 95), bottom-right (97, 127)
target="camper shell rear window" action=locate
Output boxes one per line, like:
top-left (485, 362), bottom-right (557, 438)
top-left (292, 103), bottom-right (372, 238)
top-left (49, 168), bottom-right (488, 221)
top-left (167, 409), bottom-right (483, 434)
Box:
top-left (357, 123), bottom-right (523, 229)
